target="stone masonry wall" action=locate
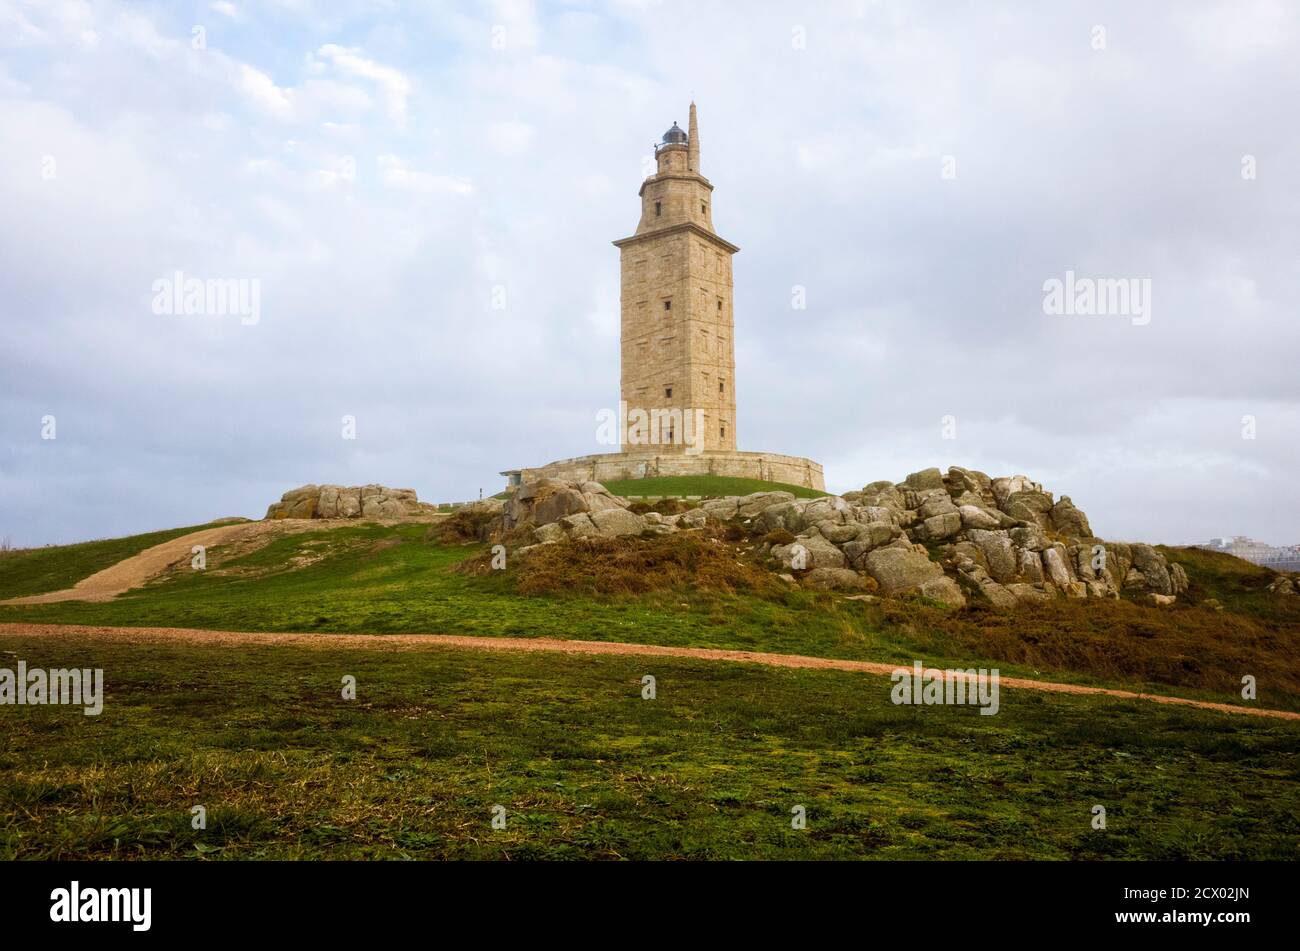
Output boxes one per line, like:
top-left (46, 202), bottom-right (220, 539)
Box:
top-left (514, 450), bottom-right (825, 491)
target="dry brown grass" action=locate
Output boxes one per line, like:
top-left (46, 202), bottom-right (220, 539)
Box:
top-left (428, 509), bottom-right (499, 544)
top-left (494, 534), bottom-right (784, 598)
top-left (625, 498), bottom-right (698, 516)
top-left (879, 595), bottom-right (1300, 698)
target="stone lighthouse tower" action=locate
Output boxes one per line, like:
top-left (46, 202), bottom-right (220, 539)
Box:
top-left (613, 102), bottom-right (739, 453)
top-left (499, 103), bottom-right (824, 493)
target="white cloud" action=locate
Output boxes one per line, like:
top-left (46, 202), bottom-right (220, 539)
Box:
top-left (377, 154), bottom-right (474, 195)
top-left (0, 0), bottom-right (1297, 548)
top-left (239, 63), bottom-right (293, 116)
top-left (314, 44), bottom-right (411, 122)
top-left (487, 119), bottom-right (535, 154)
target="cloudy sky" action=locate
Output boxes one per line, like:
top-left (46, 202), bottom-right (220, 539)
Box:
top-left (1, 0), bottom-right (1297, 547)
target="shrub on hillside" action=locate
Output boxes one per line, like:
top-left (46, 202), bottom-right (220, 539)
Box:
top-left (499, 534), bottom-right (783, 598)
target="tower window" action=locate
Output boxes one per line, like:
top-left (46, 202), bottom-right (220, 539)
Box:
top-left (701, 202), bottom-right (707, 214)
top-left (719, 381), bottom-right (725, 394)
top-left (717, 299), bottom-right (722, 311)
top-left (720, 422), bottom-right (726, 438)
top-left (665, 386), bottom-right (672, 398)
top-left (655, 201), bottom-right (662, 217)
top-left (663, 300), bottom-right (671, 311)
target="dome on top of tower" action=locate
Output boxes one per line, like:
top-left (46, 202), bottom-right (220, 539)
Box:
top-left (662, 122), bottom-right (687, 144)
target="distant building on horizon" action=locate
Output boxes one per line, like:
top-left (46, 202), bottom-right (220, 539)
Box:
top-left (1196, 536), bottom-right (1300, 572)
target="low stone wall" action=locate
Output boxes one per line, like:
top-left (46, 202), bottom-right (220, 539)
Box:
top-left (511, 450), bottom-right (825, 491)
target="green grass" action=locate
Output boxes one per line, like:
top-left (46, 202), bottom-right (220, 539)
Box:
top-left (600, 475), bottom-right (828, 499)
top-left (0, 523), bottom-right (882, 657)
top-left (2, 633), bottom-right (1296, 859)
top-left (3, 522), bottom-right (1297, 713)
top-left (0, 521), bottom-right (236, 601)
top-left (1160, 545), bottom-right (1296, 621)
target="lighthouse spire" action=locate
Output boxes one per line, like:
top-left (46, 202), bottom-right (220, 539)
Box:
top-left (687, 101), bottom-right (699, 173)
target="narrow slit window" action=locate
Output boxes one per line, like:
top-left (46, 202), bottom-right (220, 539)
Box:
top-left (665, 386), bottom-right (672, 399)
top-left (655, 201), bottom-right (662, 217)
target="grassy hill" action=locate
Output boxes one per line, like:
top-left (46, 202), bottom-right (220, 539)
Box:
top-left (0, 521), bottom-right (238, 601)
top-left (2, 520), bottom-right (1298, 710)
top-left (1, 520), bottom-right (1297, 859)
top-left (600, 474), bottom-right (828, 499)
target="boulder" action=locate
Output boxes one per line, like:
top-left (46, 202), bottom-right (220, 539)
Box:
top-left (531, 487), bottom-right (589, 526)
top-left (953, 563), bottom-right (1018, 610)
top-left (265, 483), bottom-right (425, 520)
top-left (920, 511), bottom-right (962, 541)
top-left (1016, 547), bottom-right (1044, 582)
top-left (700, 497), bottom-right (739, 520)
top-left (967, 529), bottom-right (1017, 583)
top-left (1266, 576), bottom-right (1297, 596)
top-left (864, 547), bottom-right (945, 594)
top-left (533, 522), bottom-right (565, 544)
top-left (804, 567), bottom-right (871, 592)
top-left (975, 579), bottom-right (1018, 610)
top-left (841, 522), bottom-right (895, 568)
top-left (945, 466), bottom-right (987, 499)
top-left (1003, 490), bottom-right (1054, 529)
top-left (949, 540), bottom-right (987, 569)
top-left (588, 508), bottom-right (647, 538)
top-left (800, 496), bottom-right (853, 525)
top-left (503, 479), bottom-right (631, 531)
top-left (737, 491), bottom-right (796, 518)
top-left (958, 505), bottom-right (1001, 531)
top-left (799, 533), bottom-right (848, 569)
top-left (1041, 545), bottom-right (1074, 587)
top-left (1050, 496), bottom-right (1093, 539)
top-left (902, 468), bottom-right (946, 492)
top-left (1169, 563), bottom-right (1189, 594)
top-left (1010, 525), bottom-right (1049, 551)
top-left (773, 534), bottom-right (845, 571)
top-left (860, 481), bottom-right (906, 511)
top-left (1086, 580), bottom-right (1119, 600)
top-left (918, 494), bottom-right (958, 519)
top-left (755, 500), bottom-right (802, 534)
top-left (919, 576), bottom-right (966, 608)
top-left (991, 475), bottom-right (1042, 507)
top-left (1105, 542), bottom-right (1133, 586)
top-left (679, 509), bottom-right (709, 530)
top-left (816, 522), bottom-right (862, 544)
top-left (559, 512), bottom-right (597, 538)
top-left (1005, 583), bottom-right (1056, 604)
top-left (1130, 544), bottom-right (1173, 596)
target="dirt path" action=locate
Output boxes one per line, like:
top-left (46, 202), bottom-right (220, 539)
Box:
top-left (0, 520), bottom-right (361, 605)
top-left (1, 622), bottom-right (1295, 721)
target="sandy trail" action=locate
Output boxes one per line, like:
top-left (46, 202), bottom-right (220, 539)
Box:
top-left (0, 520), bottom-right (364, 605)
top-left (1, 622), bottom-right (1295, 721)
